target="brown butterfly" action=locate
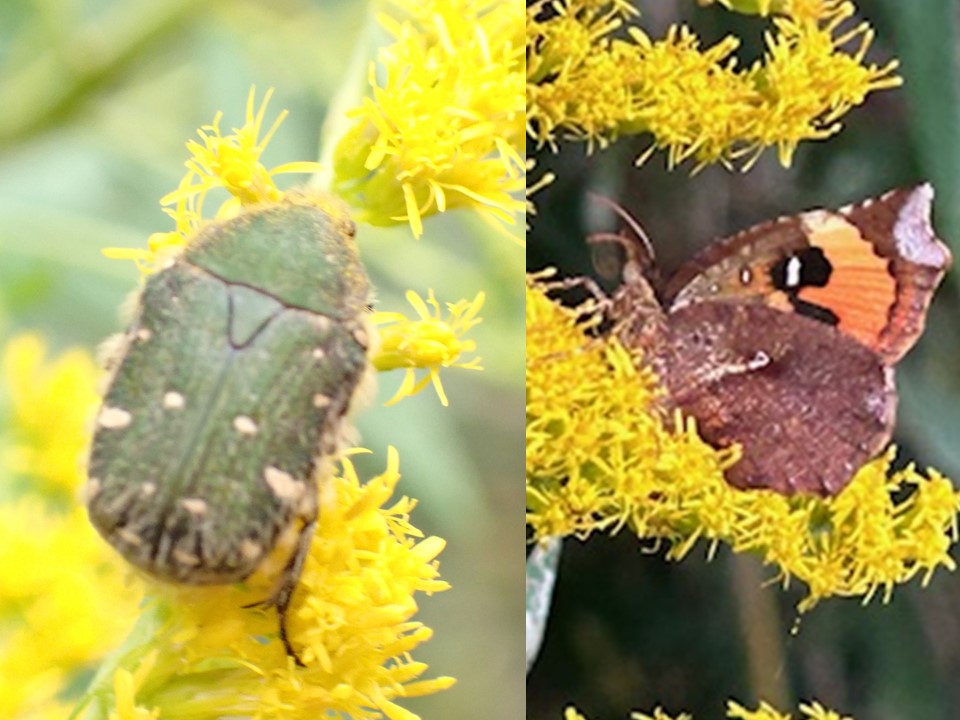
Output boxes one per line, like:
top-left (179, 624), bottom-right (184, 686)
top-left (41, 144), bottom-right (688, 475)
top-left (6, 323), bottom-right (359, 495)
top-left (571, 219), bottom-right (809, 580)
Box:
top-left (602, 185), bottom-right (951, 496)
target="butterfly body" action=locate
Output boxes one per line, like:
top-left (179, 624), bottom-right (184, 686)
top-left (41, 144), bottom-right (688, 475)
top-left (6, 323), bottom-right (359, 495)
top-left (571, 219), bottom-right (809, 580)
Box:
top-left (614, 184), bottom-right (950, 496)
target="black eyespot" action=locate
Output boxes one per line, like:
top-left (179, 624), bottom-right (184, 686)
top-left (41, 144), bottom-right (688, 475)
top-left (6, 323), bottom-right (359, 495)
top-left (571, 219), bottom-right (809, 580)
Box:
top-left (771, 247), bottom-right (833, 290)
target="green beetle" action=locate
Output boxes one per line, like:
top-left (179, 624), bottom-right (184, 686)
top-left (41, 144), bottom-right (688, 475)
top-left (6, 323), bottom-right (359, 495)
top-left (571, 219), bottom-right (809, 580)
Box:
top-left (86, 199), bottom-right (371, 662)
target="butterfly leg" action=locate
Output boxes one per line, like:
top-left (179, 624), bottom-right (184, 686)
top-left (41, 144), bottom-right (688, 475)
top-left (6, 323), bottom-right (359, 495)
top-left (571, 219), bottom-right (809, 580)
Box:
top-left (536, 273), bottom-right (613, 322)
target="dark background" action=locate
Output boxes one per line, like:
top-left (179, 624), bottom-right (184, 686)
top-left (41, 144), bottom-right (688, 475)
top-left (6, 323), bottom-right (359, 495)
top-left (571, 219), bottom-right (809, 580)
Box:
top-left (527, 1), bottom-right (960, 718)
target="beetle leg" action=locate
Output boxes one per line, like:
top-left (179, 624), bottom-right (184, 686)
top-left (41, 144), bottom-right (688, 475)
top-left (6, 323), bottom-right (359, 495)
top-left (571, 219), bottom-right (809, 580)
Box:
top-left (275, 519), bottom-right (316, 667)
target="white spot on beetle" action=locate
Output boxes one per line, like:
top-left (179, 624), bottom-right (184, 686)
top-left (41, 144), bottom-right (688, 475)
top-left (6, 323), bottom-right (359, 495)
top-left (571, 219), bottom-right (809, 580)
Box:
top-left (99, 407), bottom-right (133, 429)
top-left (784, 256), bottom-right (802, 288)
top-left (136, 328), bottom-right (152, 342)
top-left (173, 549), bottom-right (201, 566)
top-left (739, 266), bottom-right (753, 285)
top-left (313, 393), bottom-right (332, 409)
top-left (85, 478), bottom-right (101, 502)
top-left (264, 466), bottom-right (303, 501)
top-left (117, 528), bottom-right (143, 547)
top-left (163, 391), bottom-right (185, 410)
top-left (312, 348), bottom-right (326, 360)
top-left (241, 539), bottom-right (262, 561)
top-left (141, 482), bottom-right (156, 496)
top-left (180, 498), bottom-right (208, 515)
top-left (233, 415), bottom-right (258, 435)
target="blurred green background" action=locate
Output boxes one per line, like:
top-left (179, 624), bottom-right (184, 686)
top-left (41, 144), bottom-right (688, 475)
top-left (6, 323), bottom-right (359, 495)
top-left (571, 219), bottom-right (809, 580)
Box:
top-left (0, 1), bottom-right (524, 718)
top-left (528, 1), bottom-right (960, 718)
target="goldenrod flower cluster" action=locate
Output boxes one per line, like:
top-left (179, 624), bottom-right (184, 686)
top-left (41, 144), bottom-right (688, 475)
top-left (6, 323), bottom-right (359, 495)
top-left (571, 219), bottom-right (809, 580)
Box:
top-left (565, 698), bottom-right (854, 720)
top-left (79, 450), bottom-right (454, 720)
top-left (527, 0), bottom-right (901, 169)
top-left (0, 336), bottom-right (142, 720)
top-left (333, 0), bottom-right (525, 237)
top-left (0, 332), bottom-right (454, 719)
top-left (526, 277), bottom-right (960, 612)
top-left (726, 699), bottom-right (851, 720)
top-left (103, 88), bottom-right (324, 274)
top-left (3, 335), bottom-right (100, 501)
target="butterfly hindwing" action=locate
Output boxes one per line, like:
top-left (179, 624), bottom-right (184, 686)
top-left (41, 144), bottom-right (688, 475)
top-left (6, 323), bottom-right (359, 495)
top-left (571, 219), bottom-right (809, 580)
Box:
top-left (650, 302), bottom-right (896, 495)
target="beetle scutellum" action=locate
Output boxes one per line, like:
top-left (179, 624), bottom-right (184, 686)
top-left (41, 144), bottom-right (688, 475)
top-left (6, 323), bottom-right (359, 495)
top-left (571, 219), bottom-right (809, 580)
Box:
top-left (85, 195), bottom-right (372, 663)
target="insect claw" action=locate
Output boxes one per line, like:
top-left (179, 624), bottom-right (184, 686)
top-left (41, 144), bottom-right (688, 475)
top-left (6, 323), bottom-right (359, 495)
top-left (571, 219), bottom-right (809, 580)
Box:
top-left (238, 520), bottom-right (316, 667)
top-left (279, 610), bottom-right (307, 668)
top-left (238, 596), bottom-right (306, 667)
top-left (274, 519), bottom-right (316, 668)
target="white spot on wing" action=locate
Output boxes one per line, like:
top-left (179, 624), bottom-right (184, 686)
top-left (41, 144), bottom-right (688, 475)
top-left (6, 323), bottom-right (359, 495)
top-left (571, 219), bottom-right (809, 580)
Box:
top-left (784, 256), bottom-right (802, 288)
top-left (141, 482), bottom-right (156, 496)
top-left (747, 351), bottom-right (771, 370)
top-left (136, 328), bottom-right (152, 342)
top-left (313, 393), bottom-right (332, 409)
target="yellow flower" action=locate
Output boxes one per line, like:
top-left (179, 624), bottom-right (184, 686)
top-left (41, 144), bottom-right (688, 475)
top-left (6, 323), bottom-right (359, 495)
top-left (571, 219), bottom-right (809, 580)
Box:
top-left (527, 0), bottom-right (900, 169)
top-left (2, 334), bottom-right (99, 501)
top-left (701, 0), bottom-right (830, 22)
top-left (526, 276), bottom-right (960, 611)
top-left (0, 335), bottom-right (141, 720)
top-left (78, 449), bottom-right (454, 720)
top-left (373, 289), bottom-right (485, 406)
top-left (566, 706), bottom-right (691, 720)
top-left (728, 699), bottom-right (853, 720)
top-left (727, 700), bottom-right (794, 720)
top-left (633, 709), bottom-right (693, 720)
top-left (109, 654), bottom-right (160, 720)
top-left (332, 0), bottom-right (525, 238)
top-left (795, 701), bottom-right (853, 720)
top-left (526, 158), bottom-right (555, 223)
top-left (565, 700), bottom-right (853, 720)
top-left (746, 1), bottom-right (902, 167)
top-left (103, 88), bottom-right (322, 273)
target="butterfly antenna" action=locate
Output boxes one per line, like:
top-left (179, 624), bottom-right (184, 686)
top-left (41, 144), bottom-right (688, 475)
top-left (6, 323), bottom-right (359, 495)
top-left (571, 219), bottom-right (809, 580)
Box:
top-left (585, 193), bottom-right (659, 287)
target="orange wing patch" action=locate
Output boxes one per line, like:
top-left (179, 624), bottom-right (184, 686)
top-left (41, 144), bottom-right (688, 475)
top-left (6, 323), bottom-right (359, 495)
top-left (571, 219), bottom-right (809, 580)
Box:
top-left (797, 213), bottom-right (895, 352)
